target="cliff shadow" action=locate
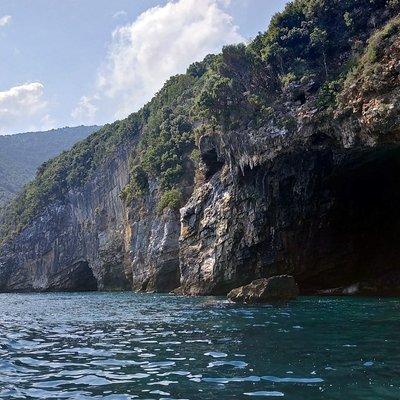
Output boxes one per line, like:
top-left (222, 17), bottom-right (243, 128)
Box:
top-left (48, 260), bottom-right (98, 292)
top-left (298, 145), bottom-right (400, 293)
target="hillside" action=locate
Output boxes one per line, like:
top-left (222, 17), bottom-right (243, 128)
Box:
top-left (0, 0), bottom-right (399, 294)
top-left (0, 126), bottom-right (100, 206)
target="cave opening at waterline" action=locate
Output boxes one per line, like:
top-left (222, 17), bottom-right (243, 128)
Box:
top-left (299, 145), bottom-right (400, 294)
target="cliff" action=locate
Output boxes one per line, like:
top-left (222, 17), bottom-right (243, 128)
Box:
top-left (0, 0), bottom-right (400, 295)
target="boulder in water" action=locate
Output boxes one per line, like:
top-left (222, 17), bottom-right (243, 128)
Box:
top-left (227, 275), bottom-right (299, 304)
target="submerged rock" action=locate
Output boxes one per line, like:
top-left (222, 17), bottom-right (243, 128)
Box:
top-left (227, 275), bottom-right (299, 304)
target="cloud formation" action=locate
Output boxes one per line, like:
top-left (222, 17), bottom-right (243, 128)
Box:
top-left (70, 95), bottom-right (99, 123)
top-left (0, 83), bottom-right (54, 134)
top-left (72, 0), bottom-right (244, 124)
top-left (0, 15), bottom-right (11, 27)
top-left (113, 10), bottom-right (127, 19)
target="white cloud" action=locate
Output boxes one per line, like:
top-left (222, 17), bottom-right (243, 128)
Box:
top-left (72, 0), bottom-right (244, 124)
top-left (0, 83), bottom-right (55, 134)
top-left (71, 95), bottom-right (98, 123)
top-left (0, 15), bottom-right (11, 27)
top-left (113, 10), bottom-right (127, 19)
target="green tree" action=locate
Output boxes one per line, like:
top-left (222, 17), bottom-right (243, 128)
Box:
top-left (310, 27), bottom-right (329, 78)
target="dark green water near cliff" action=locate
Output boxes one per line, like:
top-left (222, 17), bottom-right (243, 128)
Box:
top-left (0, 293), bottom-right (399, 399)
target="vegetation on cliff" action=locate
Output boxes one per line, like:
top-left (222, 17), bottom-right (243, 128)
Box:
top-left (0, 0), bottom-right (399, 244)
top-left (121, 73), bottom-right (200, 203)
top-left (197, 0), bottom-right (400, 129)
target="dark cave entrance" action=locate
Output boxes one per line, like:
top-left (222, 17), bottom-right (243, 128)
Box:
top-left (68, 261), bottom-right (98, 292)
top-left (299, 146), bottom-right (400, 292)
top-left (202, 148), bottom-right (225, 179)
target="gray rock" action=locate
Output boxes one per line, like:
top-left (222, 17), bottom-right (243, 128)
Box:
top-left (0, 144), bottom-right (187, 294)
top-left (228, 276), bottom-right (299, 304)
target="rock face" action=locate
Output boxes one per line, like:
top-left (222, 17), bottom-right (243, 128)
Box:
top-left (128, 198), bottom-right (182, 293)
top-left (0, 144), bottom-right (184, 293)
top-left (178, 140), bottom-right (400, 295)
top-left (0, 144), bottom-right (132, 292)
top-left (228, 276), bottom-right (299, 304)
top-left (177, 27), bottom-right (400, 296)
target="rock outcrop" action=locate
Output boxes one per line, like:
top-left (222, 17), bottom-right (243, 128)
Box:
top-left (0, 144), bottom-right (133, 292)
top-left (228, 275), bottom-right (299, 304)
top-left (1, 3), bottom-right (400, 296)
top-left (178, 138), bottom-right (400, 295)
top-left (177, 19), bottom-right (400, 296)
top-left (0, 145), bottom-right (185, 293)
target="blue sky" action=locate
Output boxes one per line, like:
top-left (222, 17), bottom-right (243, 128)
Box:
top-left (0, 0), bottom-right (288, 135)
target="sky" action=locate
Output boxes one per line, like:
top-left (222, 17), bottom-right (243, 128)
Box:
top-left (0, 0), bottom-right (288, 135)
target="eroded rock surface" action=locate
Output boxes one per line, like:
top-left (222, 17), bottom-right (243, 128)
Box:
top-left (0, 146), bottom-right (185, 293)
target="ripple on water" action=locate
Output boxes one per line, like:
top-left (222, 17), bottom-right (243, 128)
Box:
top-left (207, 360), bottom-right (248, 369)
top-left (202, 376), bottom-right (261, 384)
top-left (244, 391), bottom-right (285, 397)
top-left (204, 351), bottom-right (228, 358)
top-left (0, 293), bottom-right (399, 400)
top-left (261, 376), bottom-right (324, 384)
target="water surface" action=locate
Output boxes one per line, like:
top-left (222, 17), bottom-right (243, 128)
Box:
top-left (0, 293), bottom-right (399, 399)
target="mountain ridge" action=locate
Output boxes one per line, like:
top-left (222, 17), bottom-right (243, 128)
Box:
top-left (0, 125), bottom-right (100, 206)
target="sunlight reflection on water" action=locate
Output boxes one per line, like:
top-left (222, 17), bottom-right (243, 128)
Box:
top-left (0, 293), bottom-right (399, 399)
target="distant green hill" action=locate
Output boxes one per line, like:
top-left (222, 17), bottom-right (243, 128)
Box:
top-left (0, 126), bottom-right (99, 206)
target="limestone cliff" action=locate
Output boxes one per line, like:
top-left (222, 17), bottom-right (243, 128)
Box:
top-left (0, 144), bottom-right (131, 291)
top-left (0, 1), bottom-right (399, 296)
top-left (0, 141), bottom-right (187, 292)
top-left (179, 23), bottom-right (400, 296)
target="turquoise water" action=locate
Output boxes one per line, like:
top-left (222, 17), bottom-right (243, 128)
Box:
top-left (0, 293), bottom-right (399, 399)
